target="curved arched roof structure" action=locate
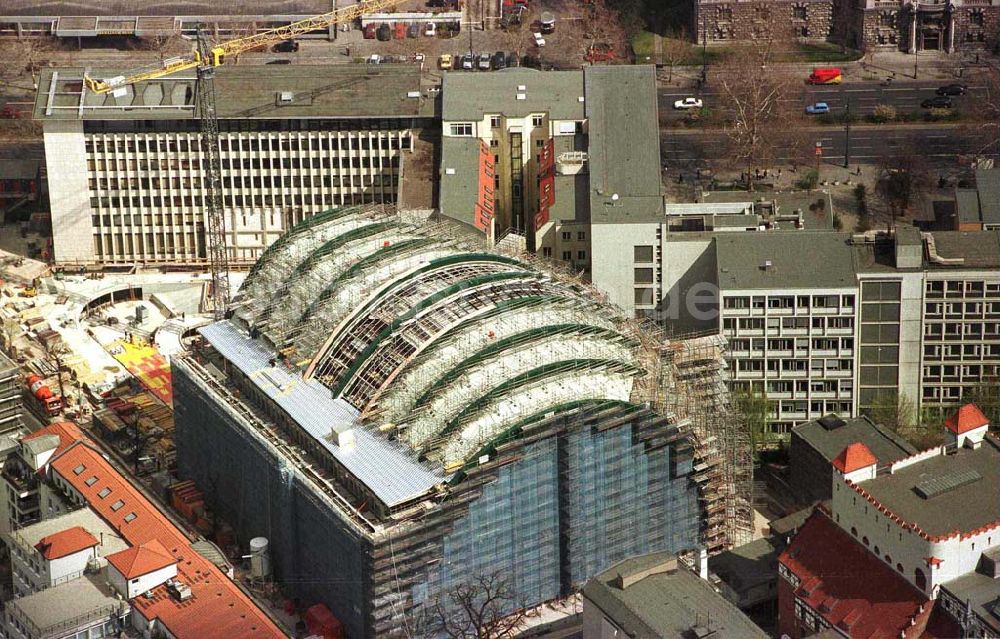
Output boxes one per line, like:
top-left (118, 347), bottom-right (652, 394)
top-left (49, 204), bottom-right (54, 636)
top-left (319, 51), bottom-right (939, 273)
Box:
top-left (229, 206), bottom-right (653, 471)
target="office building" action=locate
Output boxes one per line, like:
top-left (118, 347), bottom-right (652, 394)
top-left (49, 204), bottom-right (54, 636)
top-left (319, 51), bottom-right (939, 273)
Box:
top-left (171, 205), bottom-right (716, 638)
top-left (778, 404), bottom-right (1000, 639)
top-left (34, 65), bottom-right (433, 266)
top-left (0, 350), bottom-right (22, 433)
top-left (592, 227), bottom-right (1000, 437)
top-left (439, 66), bottom-right (664, 273)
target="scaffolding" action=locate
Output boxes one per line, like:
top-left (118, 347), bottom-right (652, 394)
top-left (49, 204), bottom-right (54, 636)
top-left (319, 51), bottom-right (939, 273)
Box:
top-left (661, 332), bottom-right (754, 554)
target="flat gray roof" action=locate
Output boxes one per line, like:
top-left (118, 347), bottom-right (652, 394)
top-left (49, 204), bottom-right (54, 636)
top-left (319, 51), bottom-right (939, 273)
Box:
top-left (441, 69), bottom-right (585, 122)
top-left (5, 508), bottom-right (129, 558)
top-left (583, 552), bottom-right (768, 639)
top-left (793, 414), bottom-right (916, 467)
top-left (438, 136), bottom-right (482, 229)
top-left (2, 0), bottom-right (332, 16)
top-left (35, 65), bottom-right (426, 121)
top-left (709, 537), bottom-right (779, 591)
top-left (200, 321), bottom-right (448, 508)
top-left (586, 66), bottom-right (663, 224)
top-left (971, 167), bottom-right (1000, 225)
top-left (7, 573), bottom-right (122, 635)
top-left (715, 232), bottom-right (857, 290)
top-left (929, 230), bottom-right (1000, 268)
top-left (942, 570), bottom-right (1000, 633)
top-left (859, 437), bottom-right (1000, 537)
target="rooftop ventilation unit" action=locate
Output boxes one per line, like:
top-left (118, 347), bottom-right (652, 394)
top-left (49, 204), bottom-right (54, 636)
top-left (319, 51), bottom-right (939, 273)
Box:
top-left (818, 415), bottom-right (846, 431)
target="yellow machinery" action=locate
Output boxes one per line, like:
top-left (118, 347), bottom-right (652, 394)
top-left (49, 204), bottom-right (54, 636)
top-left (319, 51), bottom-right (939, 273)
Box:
top-left (84, 0), bottom-right (396, 94)
top-left (81, 0), bottom-right (396, 318)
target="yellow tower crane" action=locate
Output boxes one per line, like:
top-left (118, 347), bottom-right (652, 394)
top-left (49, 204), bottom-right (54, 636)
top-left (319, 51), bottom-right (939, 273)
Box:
top-left (82, 0), bottom-right (397, 319)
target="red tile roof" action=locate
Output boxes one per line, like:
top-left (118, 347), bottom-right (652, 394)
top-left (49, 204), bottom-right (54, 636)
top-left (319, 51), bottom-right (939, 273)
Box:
top-left (944, 404), bottom-right (989, 434)
top-left (779, 512), bottom-right (958, 639)
top-left (107, 539), bottom-right (175, 579)
top-left (48, 441), bottom-right (286, 639)
top-left (34, 526), bottom-right (99, 560)
top-left (831, 442), bottom-right (878, 473)
top-left (23, 421), bottom-right (89, 458)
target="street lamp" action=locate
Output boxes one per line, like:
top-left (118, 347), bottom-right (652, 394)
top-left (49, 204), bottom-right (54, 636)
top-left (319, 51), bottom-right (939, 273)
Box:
top-left (844, 98), bottom-right (851, 169)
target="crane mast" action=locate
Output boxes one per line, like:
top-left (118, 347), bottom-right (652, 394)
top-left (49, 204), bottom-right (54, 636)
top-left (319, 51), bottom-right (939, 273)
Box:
top-left (196, 27), bottom-right (230, 320)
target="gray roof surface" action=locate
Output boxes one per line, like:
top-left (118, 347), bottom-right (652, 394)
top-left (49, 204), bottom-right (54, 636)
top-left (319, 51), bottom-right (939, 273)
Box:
top-left (2, 0), bottom-right (331, 15)
top-left (23, 434), bottom-right (60, 456)
top-left (586, 66), bottom-right (664, 224)
top-left (974, 167), bottom-right (1000, 225)
top-left (8, 573), bottom-right (122, 634)
top-left (441, 69), bottom-right (585, 122)
top-left (769, 505), bottom-right (820, 538)
top-left (6, 508), bottom-right (129, 557)
top-left (701, 191), bottom-right (835, 230)
top-left (955, 188), bottom-right (982, 224)
top-left (709, 537), bottom-right (778, 591)
top-left (35, 65), bottom-right (425, 121)
top-left (583, 552), bottom-right (768, 639)
top-left (200, 321), bottom-right (448, 508)
top-left (859, 437), bottom-right (1000, 537)
top-left (438, 136), bottom-right (482, 229)
top-left (714, 232), bottom-right (857, 290)
top-left (793, 414), bottom-right (916, 467)
top-left (942, 570), bottom-right (1000, 633)
top-left (929, 231), bottom-right (1000, 268)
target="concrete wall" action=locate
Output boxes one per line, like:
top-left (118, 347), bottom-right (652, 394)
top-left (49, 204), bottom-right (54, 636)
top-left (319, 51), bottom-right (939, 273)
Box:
top-left (44, 121), bottom-right (94, 263)
top-left (590, 222), bottom-right (659, 316)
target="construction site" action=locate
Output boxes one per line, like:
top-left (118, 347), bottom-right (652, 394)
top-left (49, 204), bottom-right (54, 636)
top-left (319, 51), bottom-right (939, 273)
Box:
top-left (170, 203), bottom-right (754, 637)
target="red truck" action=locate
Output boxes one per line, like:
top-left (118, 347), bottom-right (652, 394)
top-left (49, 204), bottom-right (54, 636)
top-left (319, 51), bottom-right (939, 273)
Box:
top-left (26, 374), bottom-right (63, 418)
top-left (807, 67), bottom-right (843, 85)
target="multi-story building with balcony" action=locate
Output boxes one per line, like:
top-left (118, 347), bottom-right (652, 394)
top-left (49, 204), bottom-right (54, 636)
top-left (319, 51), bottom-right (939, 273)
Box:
top-left (34, 64), bottom-right (434, 266)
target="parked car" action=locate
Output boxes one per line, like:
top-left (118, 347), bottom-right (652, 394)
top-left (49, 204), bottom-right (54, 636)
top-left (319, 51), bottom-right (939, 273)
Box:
top-left (492, 51), bottom-right (507, 69)
top-left (273, 40), bottom-right (299, 53)
top-left (439, 53), bottom-right (453, 69)
top-left (367, 54), bottom-right (383, 64)
top-left (533, 32), bottom-right (545, 47)
top-left (425, 22), bottom-right (437, 37)
top-left (936, 83), bottom-right (967, 96)
top-left (673, 97), bottom-right (703, 110)
top-left (522, 54), bottom-right (541, 69)
top-left (478, 52), bottom-right (492, 70)
top-left (427, 0), bottom-right (446, 6)
top-left (461, 52), bottom-right (475, 70)
top-left (394, 22), bottom-right (407, 39)
top-left (805, 101), bottom-right (830, 115)
top-left (266, 59), bottom-right (291, 65)
top-left (921, 96), bottom-right (952, 108)
top-left (408, 23), bottom-right (420, 38)
top-left (584, 43), bottom-right (614, 63)
top-left (364, 23), bottom-right (377, 39)
top-left (376, 23), bottom-right (391, 41)
top-left (506, 51), bottom-right (519, 67)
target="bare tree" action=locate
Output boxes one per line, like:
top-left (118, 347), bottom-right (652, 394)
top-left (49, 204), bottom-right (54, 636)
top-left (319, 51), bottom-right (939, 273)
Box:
top-left (716, 25), bottom-right (800, 191)
top-left (872, 137), bottom-right (931, 229)
top-left (967, 63), bottom-right (1000, 157)
top-left (660, 29), bottom-right (692, 83)
top-left (426, 571), bottom-right (528, 639)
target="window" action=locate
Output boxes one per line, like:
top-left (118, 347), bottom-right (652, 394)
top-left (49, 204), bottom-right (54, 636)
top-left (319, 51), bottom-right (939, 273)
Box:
top-left (561, 231), bottom-right (571, 241)
top-left (532, 115), bottom-right (543, 127)
top-left (449, 123), bottom-right (473, 136)
top-left (851, 527), bottom-right (857, 537)
top-left (562, 251), bottom-right (571, 261)
top-left (111, 499), bottom-right (125, 512)
top-left (98, 487), bottom-right (112, 499)
top-left (85, 476), bottom-right (99, 487)
top-left (72, 464), bottom-right (85, 476)
top-left (489, 115), bottom-right (500, 128)
top-left (635, 288), bottom-right (655, 305)
top-left (634, 245), bottom-right (654, 262)
top-left (124, 512), bottom-right (137, 523)
top-left (793, 5), bottom-right (807, 18)
top-left (577, 250), bottom-right (586, 260)
top-left (634, 268), bottom-right (654, 284)
top-left (542, 247), bottom-right (552, 258)
top-left (577, 231), bottom-right (586, 241)
top-left (862, 536), bottom-right (869, 546)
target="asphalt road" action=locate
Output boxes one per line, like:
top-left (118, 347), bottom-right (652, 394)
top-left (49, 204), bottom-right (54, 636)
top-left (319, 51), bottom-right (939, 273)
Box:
top-left (661, 124), bottom-right (990, 167)
top-left (659, 80), bottom-right (984, 118)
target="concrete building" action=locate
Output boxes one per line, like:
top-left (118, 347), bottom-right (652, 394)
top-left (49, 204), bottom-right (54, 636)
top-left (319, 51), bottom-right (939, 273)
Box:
top-left (0, 0), bottom-right (350, 39)
top-left (171, 206), bottom-right (718, 638)
top-left (34, 64), bottom-right (434, 266)
top-left (0, 421), bottom-right (286, 639)
top-left (439, 66), bottom-right (664, 274)
top-left (790, 414), bottom-right (915, 504)
top-left (0, 350), bottom-right (22, 433)
top-left (777, 404), bottom-right (1000, 639)
top-left (581, 552), bottom-right (768, 639)
top-left (593, 227), bottom-right (1000, 437)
